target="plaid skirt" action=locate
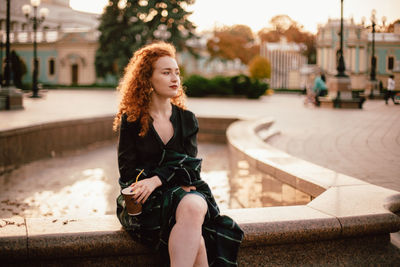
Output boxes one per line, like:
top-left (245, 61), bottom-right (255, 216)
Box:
top-left (116, 179), bottom-right (243, 266)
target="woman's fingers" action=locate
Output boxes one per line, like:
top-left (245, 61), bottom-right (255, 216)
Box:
top-left (135, 187), bottom-right (147, 203)
top-left (181, 186), bottom-right (190, 192)
top-left (180, 185), bottom-right (196, 192)
top-left (142, 191), bottom-right (150, 203)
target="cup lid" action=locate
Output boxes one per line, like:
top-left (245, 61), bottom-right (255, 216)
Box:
top-left (122, 187), bottom-right (135, 195)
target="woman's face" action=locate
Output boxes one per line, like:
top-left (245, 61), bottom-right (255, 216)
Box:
top-left (150, 56), bottom-right (180, 99)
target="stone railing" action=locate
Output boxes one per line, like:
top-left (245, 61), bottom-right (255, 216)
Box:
top-left (1, 116), bottom-right (400, 266)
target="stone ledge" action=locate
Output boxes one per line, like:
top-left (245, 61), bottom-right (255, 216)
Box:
top-left (225, 117), bottom-right (400, 246)
top-left (1, 203), bottom-right (399, 265)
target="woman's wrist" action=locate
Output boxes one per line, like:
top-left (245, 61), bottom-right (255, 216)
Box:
top-left (152, 176), bottom-right (162, 187)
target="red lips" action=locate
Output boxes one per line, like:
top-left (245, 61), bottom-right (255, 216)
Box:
top-left (170, 85), bottom-right (178, 89)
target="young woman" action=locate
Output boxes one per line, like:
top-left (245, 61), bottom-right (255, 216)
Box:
top-left (114, 42), bottom-right (243, 266)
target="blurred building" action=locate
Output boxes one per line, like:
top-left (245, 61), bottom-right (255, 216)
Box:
top-left (260, 37), bottom-right (308, 89)
top-left (316, 18), bottom-right (400, 90)
top-left (178, 31), bottom-right (248, 78)
top-left (0, 0), bottom-right (104, 86)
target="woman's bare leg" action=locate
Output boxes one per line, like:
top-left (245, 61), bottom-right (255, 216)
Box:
top-left (169, 194), bottom-right (207, 267)
top-left (193, 236), bottom-right (208, 267)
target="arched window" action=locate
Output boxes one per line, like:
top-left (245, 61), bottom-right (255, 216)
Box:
top-left (388, 56), bottom-right (394, 71)
top-left (48, 58), bottom-right (55, 76)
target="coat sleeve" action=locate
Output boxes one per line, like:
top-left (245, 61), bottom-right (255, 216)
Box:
top-left (118, 114), bottom-right (145, 186)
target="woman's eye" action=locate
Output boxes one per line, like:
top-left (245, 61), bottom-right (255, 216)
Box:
top-left (163, 72), bottom-right (170, 75)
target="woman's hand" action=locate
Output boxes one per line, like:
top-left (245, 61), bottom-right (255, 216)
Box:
top-left (180, 185), bottom-right (196, 192)
top-left (131, 176), bottom-right (162, 204)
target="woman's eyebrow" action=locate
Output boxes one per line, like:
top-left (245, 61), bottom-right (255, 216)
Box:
top-left (160, 67), bottom-right (180, 71)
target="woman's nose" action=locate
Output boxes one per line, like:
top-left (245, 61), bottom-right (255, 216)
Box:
top-left (171, 73), bottom-right (179, 82)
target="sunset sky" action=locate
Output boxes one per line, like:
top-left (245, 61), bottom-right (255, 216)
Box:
top-left (70, 0), bottom-right (400, 34)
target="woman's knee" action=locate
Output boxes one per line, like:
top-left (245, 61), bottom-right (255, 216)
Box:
top-left (176, 195), bottom-right (207, 223)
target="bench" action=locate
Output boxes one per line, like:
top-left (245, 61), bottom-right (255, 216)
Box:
top-left (339, 91), bottom-right (365, 108)
top-left (318, 91), bottom-right (365, 109)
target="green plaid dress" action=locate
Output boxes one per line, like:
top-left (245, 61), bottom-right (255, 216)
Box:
top-left (117, 150), bottom-right (243, 266)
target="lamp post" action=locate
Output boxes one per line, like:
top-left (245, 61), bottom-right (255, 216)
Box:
top-left (0, 30), bottom-right (4, 87)
top-left (0, 0), bottom-right (23, 110)
top-left (3, 0), bottom-right (11, 88)
top-left (370, 9), bottom-right (376, 82)
top-left (22, 0), bottom-right (49, 98)
top-left (336, 0), bottom-right (347, 77)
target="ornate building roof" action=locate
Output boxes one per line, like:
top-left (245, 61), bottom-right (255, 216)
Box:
top-left (0, 0), bottom-right (99, 33)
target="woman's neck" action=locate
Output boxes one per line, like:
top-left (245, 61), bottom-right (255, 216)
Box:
top-left (150, 93), bottom-right (171, 118)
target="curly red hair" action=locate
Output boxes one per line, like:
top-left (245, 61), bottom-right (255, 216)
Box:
top-left (113, 42), bottom-right (186, 136)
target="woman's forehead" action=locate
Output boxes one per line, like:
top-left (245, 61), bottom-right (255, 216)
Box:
top-left (154, 56), bottom-right (178, 69)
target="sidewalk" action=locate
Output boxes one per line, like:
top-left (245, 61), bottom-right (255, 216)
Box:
top-left (1, 90), bottom-right (399, 192)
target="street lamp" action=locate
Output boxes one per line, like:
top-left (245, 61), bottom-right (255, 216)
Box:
top-left (22, 0), bottom-right (49, 98)
top-left (0, 30), bottom-right (3, 86)
top-left (370, 9), bottom-right (376, 81)
top-left (336, 0), bottom-right (347, 77)
top-left (0, 0), bottom-right (23, 110)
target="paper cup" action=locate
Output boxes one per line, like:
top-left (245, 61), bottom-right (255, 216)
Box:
top-left (122, 187), bottom-right (142, 216)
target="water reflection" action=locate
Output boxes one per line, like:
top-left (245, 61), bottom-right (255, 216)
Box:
top-left (0, 144), bottom-right (119, 219)
top-left (0, 142), bottom-right (311, 219)
top-left (25, 168), bottom-right (110, 217)
top-left (201, 170), bottom-right (229, 210)
top-left (228, 145), bottom-right (311, 209)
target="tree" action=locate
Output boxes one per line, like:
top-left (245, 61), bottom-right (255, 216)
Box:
top-left (95, 0), bottom-right (197, 77)
top-left (386, 19), bottom-right (400, 33)
top-left (248, 55), bottom-right (271, 80)
top-left (270, 15), bottom-right (296, 34)
top-left (206, 24), bottom-right (259, 65)
top-left (258, 15), bottom-right (316, 64)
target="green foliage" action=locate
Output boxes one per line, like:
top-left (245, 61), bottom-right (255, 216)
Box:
top-left (246, 79), bottom-right (268, 99)
top-left (230, 74), bottom-right (251, 95)
top-left (10, 50), bottom-right (27, 89)
top-left (183, 75), bottom-right (210, 97)
top-left (96, 0), bottom-right (197, 77)
top-left (184, 74), bottom-right (268, 99)
top-left (248, 56), bottom-right (271, 80)
top-left (208, 76), bottom-right (233, 95)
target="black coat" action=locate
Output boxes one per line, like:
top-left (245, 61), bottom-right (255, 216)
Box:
top-left (118, 104), bottom-right (199, 186)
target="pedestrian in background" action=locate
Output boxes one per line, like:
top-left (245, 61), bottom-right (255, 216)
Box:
top-left (313, 72), bottom-right (328, 106)
top-left (385, 75), bottom-right (396, 105)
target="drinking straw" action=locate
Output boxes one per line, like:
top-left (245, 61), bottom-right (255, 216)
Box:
top-left (131, 169), bottom-right (144, 186)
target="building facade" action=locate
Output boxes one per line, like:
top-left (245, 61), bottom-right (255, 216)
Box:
top-left (260, 38), bottom-right (307, 89)
top-left (0, 0), bottom-right (106, 86)
top-left (8, 29), bottom-right (105, 86)
top-left (316, 18), bottom-right (400, 90)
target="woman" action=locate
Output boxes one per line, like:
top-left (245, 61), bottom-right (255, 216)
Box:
top-left (114, 42), bottom-right (243, 267)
